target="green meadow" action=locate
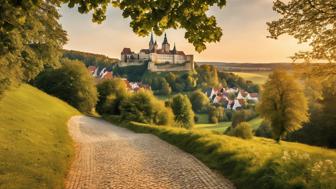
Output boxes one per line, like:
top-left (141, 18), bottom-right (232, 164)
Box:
top-left (0, 85), bottom-right (79, 189)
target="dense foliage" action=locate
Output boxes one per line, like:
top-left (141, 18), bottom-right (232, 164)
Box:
top-left (258, 70), bottom-right (309, 142)
top-left (34, 59), bottom-right (98, 113)
top-left (171, 94), bottom-right (195, 129)
top-left (189, 90), bottom-right (210, 113)
top-left (96, 78), bottom-right (128, 115)
top-left (61, 0), bottom-right (227, 52)
top-left (268, 0), bottom-right (336, 62)
top-left (120, 90), bottom-right (174, 125)
top-left (63, 50), bottom-right (118, 69)
top-left (0, 0), bottom-right (66, 97)
top-left (232, 122), bottom-right (253, 139)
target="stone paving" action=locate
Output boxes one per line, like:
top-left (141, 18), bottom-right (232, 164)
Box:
top-left (65, 116), bottom-right (235, 189)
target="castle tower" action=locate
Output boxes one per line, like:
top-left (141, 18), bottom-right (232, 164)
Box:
top-left (162, 33), bottom-right (170, 53)
top-left (149, 32), bottom-right (154, 51)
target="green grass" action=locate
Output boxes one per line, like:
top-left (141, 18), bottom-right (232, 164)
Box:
top-left (106, 116), bottom-right (336, 189)
top-left (195, 114), bottom-right (263, 133)
top-left (0, 84), bottom-right (79, 189)
top-left (233, 71), bottom-right (271, 85)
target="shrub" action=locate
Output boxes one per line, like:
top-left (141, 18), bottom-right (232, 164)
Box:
top-left (171, 94), bottom-right (195, 129)
top-left (120, 89), bottom-right (173, 125)
top-left (255, 120), bottom-right (273, 139)
top-left (233, 122), bottom-right (253, 139)
top-left (34, 59), bottom-right (97, 113)
top-left (96, 78), bottom-right (128, 115)
top-left (208, 106), bottom-right (227, 123)
top-left (189, 90), bottom-right (210, 113)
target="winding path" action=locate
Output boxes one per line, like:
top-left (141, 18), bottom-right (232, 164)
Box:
top-left (65, 116), bottom-right (234, 189)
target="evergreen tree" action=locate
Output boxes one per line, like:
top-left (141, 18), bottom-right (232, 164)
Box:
top-left (171, 94), bottom-right (195, 129)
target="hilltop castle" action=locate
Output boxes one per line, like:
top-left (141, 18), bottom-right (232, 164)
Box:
top-left (120, 33), bottom-right (194, 72)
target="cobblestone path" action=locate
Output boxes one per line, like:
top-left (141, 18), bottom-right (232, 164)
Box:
top-left (65, 116), bottom-right (235, 189)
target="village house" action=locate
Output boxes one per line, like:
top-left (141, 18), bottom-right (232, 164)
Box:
top-left (204, 87), bottom-right (258, 110)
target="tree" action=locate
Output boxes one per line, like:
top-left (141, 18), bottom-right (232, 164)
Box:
top-left (61, 0), bottom-right (226, 52)
top-left (189, 90), bottom-right (210, 113)
top-left (257, 70), bottom-right (309, 142)
top-left (120, 89), bottom-right (174, 125)
top-left (0, 0), bottom-right (67, 97)
top-left (268, 0), bottom-right (336, 62)
top-left (233, 122), bottom-right (253, 140)
top-left (208, 106), bottom-right (227, 123)
top-left (159, 79), bottom-right (172, 96)
top-left (96, 78), bottom-right (128, 115)
top-left (34, 59), bottom-right (98, 113)
top-left (171, 94), bottom-right (195, 129)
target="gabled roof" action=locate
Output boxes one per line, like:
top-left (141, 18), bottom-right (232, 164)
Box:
top-left (121, 48), bottom-right (132, 54)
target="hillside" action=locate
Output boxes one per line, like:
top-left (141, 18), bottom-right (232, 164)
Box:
top-left (0, 85), bottom-right (79, 189)
top-left (63, 49), bottom-right (119, 69)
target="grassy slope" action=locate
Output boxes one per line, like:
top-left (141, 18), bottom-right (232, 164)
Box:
top-left (0, 85), bottom-right (79, 189)
top-left (233, 71), bottom-right (270, 85)
top-left (107, 117), bottom-right (336, 189)
top-left (196, 113), bottom-right (263, 132)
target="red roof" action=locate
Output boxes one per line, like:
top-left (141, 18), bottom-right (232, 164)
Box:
top-left (101, 72), bottom-right (113, 79)
top-left (88, 66), bottom-right (96, 73)
top-left (121, 48), bottom-right (132, 54)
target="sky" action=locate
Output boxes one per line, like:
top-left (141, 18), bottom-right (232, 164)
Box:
top-left (59, 0), bottom-right (309, 63)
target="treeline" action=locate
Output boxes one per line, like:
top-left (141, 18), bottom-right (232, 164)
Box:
top-left (62, 50), bottom-right (119, 69)
top-left (142, 64), bottom-right (260, 96)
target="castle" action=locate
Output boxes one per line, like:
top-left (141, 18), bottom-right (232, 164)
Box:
top-left (120, 33), bottom-right (194, 72)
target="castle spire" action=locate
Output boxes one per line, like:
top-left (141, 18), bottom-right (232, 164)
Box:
top-left (149, 32), bottom-right (154, 45)
top-left (162, 33), bottom-right (168, 44)
top-left (173, 43), bottom-right (177, 54)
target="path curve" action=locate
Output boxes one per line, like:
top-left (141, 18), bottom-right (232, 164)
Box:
top-left (65, 116), bottom-right (234, 189)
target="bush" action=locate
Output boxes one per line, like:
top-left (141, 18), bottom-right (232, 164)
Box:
top-left (208, 106), bottom-right (227, 123)
top-left (233, 122), bottom-right (253, 139)
top-left (171, 94), bottom-right (195, 129)
top-left (231, 109), bottom-right (258, 128)
top-left (34, 59), bottom-right (97, 113)
top-left (120, 89), bottom-right (173, 125)
top-left (189, 90), bottom-right (210, 113)
top-left (255, 120), bottom-right (273, 138)
top-left (96, 78), bottom-right (128, 115)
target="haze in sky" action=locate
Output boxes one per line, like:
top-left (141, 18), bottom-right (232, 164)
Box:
top-left (59, 0), bottom-right (309, 63)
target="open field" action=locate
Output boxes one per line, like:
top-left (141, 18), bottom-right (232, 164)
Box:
top-left (106, 117), bottom-right (336, 189)
top-left (195, 113), bottom-right (263, 133)
top-left (0, 85), bottom-right (79, 189)
top-left (232, 71), bottom-right (271, 85)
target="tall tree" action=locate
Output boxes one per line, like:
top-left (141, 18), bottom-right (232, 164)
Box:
top-left (257, 70), bottom-right (309, 142)
top-left (0, 0), bottom-right (67, 96)
top-left (268, 0), bottom-right (336, 62)
top-left (171, 94), bottom-right (195, 129)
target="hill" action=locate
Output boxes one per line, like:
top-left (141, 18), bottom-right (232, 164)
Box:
top-left (197, 62), bottom-right (292, 72)
top-left (0, 85), bottom-right (79, 189)
top-left (62, 49), bottom-right (119, 69)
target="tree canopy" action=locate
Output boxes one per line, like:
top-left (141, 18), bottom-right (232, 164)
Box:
top-left (0, 0), bottom-right (67, 96)
top-left (59, 0), bottom-right (226, 52)
top-left (268, 0), bottom-right (336, 62)
top-left (258, 70), bottom-right (309, 142)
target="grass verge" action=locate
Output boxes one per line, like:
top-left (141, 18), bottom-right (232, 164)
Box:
top-left (0, 84), bottom-right (79, 189)
top-left (106, 115), bottom-right (336, 189)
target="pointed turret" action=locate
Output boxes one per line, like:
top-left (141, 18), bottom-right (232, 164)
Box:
top-left (149, 32), bottom-right (154, 50)
top-left (162, 33), bottom-right (168, 44)
top-left (172, 43), bottom-right (177, 54)
top-left (162, 33), bottom-right (170, 53)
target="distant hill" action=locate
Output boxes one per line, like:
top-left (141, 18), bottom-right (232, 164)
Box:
top-left (63, 49), bottom-right (119, 69)
top-left (197, 62), bottom-right (293, 72)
